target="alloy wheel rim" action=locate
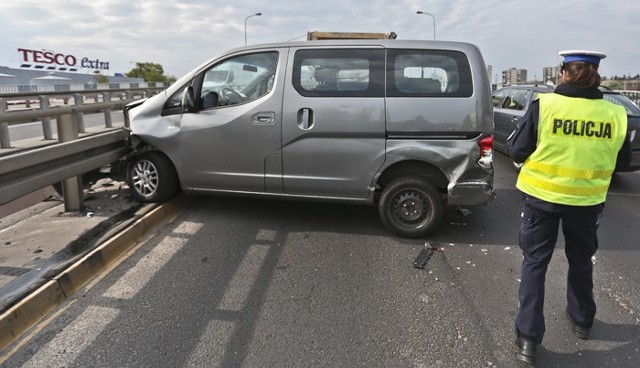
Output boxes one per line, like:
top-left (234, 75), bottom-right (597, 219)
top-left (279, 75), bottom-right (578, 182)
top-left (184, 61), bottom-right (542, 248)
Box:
top-left (132, 159), bottom-right (159, 198)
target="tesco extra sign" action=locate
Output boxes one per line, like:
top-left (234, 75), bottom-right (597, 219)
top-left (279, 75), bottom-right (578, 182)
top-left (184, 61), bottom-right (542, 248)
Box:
top-left (18, 48), bottom-right (110, 72)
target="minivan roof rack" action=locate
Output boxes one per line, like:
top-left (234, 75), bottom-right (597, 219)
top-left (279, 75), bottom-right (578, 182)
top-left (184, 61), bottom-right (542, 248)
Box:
top-left (307, 31), bottom-right (398, 40)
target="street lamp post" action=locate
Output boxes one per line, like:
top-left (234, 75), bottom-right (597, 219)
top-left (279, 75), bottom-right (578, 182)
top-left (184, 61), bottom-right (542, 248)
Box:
top-left (244, 12), bottom-right (262, 46)
top-left (416, 11), bottom-right (436, 40)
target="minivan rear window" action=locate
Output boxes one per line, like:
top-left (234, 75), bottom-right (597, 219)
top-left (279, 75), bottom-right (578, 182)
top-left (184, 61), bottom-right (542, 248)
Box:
top-left (293, 49), bottom-right (385, 97)
top-left (387, 50), bottom-right (473, 98)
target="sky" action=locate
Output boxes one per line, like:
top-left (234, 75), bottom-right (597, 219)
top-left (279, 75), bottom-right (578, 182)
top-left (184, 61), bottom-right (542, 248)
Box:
top-left (1, 0), bottom-right (639, 83)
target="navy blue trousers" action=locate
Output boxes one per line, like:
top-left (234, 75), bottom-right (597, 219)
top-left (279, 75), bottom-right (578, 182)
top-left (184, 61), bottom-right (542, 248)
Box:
top-left (515, 194), bottom-right (602, 345)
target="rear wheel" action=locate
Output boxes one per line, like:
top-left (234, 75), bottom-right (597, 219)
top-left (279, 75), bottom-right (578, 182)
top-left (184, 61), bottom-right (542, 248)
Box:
top-left (378, 176), bottom-right (443, 238)
top-left (127, 152), bottom-right (179, 203)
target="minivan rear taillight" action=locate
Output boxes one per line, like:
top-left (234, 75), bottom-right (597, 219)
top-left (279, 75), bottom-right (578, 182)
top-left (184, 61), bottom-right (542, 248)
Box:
top-left (478, 135), bottom-right (493, 169)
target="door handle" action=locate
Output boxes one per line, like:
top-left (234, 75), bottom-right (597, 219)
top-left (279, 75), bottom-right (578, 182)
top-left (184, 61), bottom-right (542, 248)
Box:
top-left (251, 112), bottom-right (275, 125)
top-left (297, 108), bottom-right (314, 130)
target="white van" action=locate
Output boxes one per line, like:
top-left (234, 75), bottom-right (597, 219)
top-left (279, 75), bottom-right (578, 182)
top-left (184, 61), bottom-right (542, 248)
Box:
top-left (121, 39), bottom-right (495, 238)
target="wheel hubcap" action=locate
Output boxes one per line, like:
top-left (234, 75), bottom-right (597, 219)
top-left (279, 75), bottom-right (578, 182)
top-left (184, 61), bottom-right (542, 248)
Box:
top-left (392, 191), bottom-right (428, 225)
top-left (132, 160), bottom-right (158, 198)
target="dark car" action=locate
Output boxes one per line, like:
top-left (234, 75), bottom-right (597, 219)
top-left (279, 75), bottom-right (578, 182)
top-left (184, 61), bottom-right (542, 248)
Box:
top-left (492, 84), bottom-right (640, 171)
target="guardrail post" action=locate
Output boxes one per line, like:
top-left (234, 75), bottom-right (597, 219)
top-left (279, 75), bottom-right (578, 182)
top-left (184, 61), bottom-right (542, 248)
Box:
top-left (56, 113), bottom-right (84, 211)
top-left (38, 96), bottom-right (54, 140)
top-left (73, 93), bottom-right (86, 133)
top-left (0, 123), bottom-right (9, 148)
top-left (103, 92), bottom-right (113, 128)
top-left (0, 98), bottom-right (10, 148)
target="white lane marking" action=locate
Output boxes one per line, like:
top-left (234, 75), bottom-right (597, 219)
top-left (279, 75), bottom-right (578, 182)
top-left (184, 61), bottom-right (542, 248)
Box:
top-left (102, 221), bottom-right (202, 300)
top-left (21, 306), bottom-right (119, 368)
top-left (217, 244), bottom-right (270, 312)
top-left (172, 221), bottom-right (204, 236)
top-left (185, 320), bottom-right (235, 368)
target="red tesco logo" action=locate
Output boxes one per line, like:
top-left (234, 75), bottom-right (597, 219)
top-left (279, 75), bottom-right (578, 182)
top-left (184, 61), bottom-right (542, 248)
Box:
top-left (18, 48), bottom-right (78, 67)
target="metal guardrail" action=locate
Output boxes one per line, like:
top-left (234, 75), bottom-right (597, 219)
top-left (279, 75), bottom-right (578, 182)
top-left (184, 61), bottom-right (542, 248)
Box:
top-left (0, 128), bottom-right (128, 207)
top-left (0, 88), bottom-right (161, 209)
top-left (0, 88), bottom-right (161, 147)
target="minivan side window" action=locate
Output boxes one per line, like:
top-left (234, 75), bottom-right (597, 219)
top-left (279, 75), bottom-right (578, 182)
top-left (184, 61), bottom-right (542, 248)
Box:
top-left (292, 49), bottom-right (385, 97)
top-left (199, 51), bottom-right (278, 109)
top-left (387, 50), bottom-right (473, 97)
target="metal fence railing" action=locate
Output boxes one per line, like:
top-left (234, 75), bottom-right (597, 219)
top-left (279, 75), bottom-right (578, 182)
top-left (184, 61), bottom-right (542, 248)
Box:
top-left (0, 87), bottom-right (163, 148)
top-left (619, 90), bottom-right (640, 106)
top-left (0, 86), bottom-right (163, 210)
top-left (0, 81), bottom-right (169, 95)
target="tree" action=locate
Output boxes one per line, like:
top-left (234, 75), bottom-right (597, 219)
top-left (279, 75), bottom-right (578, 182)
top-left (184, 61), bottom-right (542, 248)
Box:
top-left (94, 74), bottom-right (109, 84)
top-left (601, 79), bottom-right (623, 90)
top-left (125, 62), bottom-right (176, 83)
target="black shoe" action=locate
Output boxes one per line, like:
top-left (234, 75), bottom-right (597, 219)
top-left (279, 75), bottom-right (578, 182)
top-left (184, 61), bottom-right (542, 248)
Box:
top-left (566, 311), bottom-right (590, 339)
top-left (515, 337), bottom-right (536, 365)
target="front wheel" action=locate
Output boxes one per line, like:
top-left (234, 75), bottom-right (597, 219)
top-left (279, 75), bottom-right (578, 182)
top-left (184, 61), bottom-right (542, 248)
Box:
top-left (378, 177), bottom-right (443, 238)
top-left (127, 151), bottom-right (179, 203)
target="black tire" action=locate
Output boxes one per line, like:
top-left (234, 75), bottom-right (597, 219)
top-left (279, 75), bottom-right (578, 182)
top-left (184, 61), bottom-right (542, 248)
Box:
top-left (127, 151), bottom-right (179, 203)
top-left (378, 176), bottom-right (443, 238)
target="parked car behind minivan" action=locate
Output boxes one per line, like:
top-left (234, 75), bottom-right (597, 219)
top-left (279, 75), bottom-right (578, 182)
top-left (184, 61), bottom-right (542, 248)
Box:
top-left (121, 39), bottom-right (495, 238)
top-left (492, 84), bottom-right (640, 171)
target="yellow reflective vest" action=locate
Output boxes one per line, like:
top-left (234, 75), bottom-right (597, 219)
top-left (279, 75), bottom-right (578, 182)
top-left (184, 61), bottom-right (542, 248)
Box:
top-left (516, 93), bottom-right (627, 205)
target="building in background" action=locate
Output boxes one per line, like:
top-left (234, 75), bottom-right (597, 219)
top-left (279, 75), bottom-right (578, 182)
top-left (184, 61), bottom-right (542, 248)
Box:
top-left (502, 67), bottom-right (527, 86)
top-left (0, 66), bottom-right (141, 86)
top-left (486, 64), bottom-right (493, 84)
top-left (543, 66), bottom-right (560, 85)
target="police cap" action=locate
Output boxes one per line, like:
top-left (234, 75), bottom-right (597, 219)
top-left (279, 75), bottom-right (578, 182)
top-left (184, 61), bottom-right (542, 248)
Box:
top-left (559, 50), bottom-right (607, 67)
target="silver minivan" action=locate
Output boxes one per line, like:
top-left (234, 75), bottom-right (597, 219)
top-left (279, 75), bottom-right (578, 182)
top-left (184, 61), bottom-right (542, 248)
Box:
top-left (122, 39), bottom-right (495, 238)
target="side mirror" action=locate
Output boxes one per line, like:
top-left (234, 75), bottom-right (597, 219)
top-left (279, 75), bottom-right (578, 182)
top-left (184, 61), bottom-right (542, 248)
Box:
top-left (181, 86), bottom-right (195, 112)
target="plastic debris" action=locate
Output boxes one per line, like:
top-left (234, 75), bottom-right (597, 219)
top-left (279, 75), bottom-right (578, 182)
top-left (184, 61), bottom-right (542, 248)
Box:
top-left (413, 245), bottom-right (433, 269)
top-left (413, 241), bottom-right (441, 269)
top-left (504, 246), bottom-right (511, 250)
top-left (458, 208), bottom-right (472, 217)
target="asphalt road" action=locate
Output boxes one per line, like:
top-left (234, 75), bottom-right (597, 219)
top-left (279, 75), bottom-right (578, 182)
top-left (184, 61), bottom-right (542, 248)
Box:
top-left (2, 153), bottom-right (639, 367)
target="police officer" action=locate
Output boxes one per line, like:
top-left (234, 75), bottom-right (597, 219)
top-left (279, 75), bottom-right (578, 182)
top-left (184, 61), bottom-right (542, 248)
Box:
top-left (507, 50), bottom-right (631, 365)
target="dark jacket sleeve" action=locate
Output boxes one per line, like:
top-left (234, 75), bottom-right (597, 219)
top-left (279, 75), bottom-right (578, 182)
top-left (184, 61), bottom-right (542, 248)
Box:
top-left (615, 132), bottom-right (633, 171)
top-left (506, 99), bottom-right (539, 164)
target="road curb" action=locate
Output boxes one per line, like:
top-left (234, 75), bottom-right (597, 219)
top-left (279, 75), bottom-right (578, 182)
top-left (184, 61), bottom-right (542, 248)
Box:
top-left (0, 195), bottom-right (187, 352)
